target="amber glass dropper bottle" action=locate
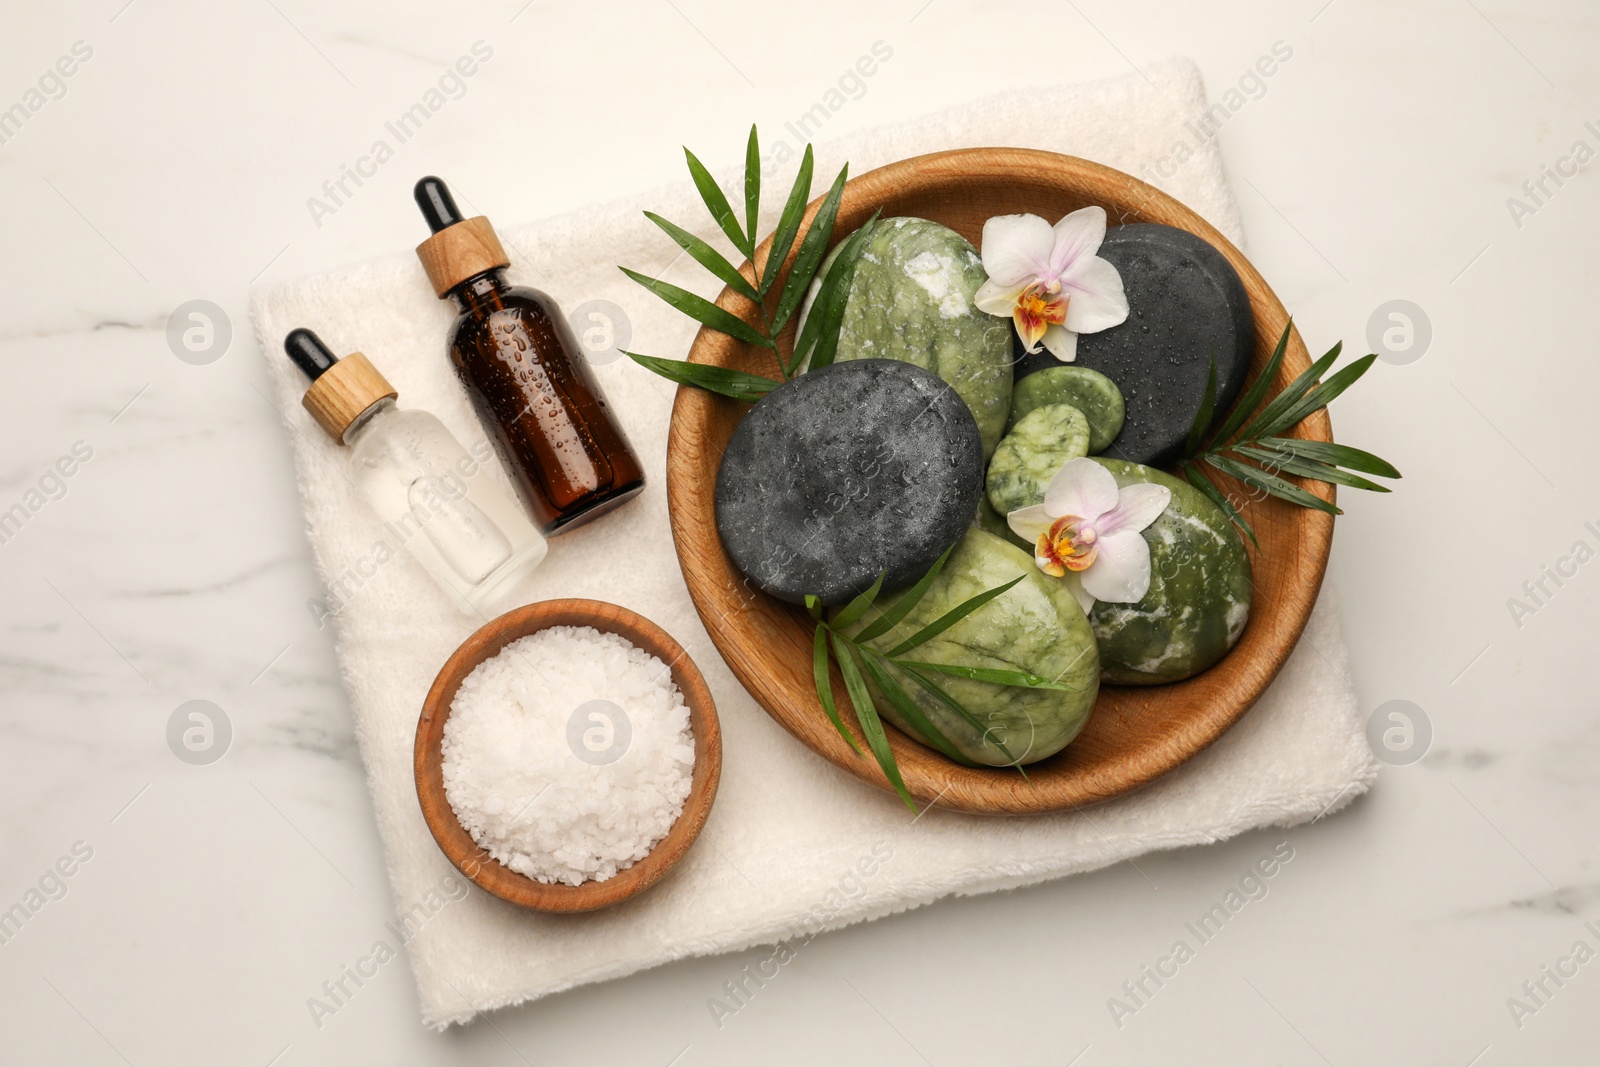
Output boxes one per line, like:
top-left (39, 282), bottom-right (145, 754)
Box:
top-left (413, 176), bottom-right (644, 534)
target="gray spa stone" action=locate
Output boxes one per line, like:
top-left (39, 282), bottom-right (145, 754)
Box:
top-left (1013, 223), bottom-right (1253, 467)
top-left (714, 358), bottom-right (985, 606)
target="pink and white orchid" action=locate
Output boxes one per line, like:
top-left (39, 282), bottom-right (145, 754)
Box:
top-left (974, 206), bottom-right (1130, 362)
top-left (1007, 458), bottom-right (1171, 614)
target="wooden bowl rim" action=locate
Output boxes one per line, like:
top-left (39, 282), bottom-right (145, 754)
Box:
top-left (414, 598), bottom-right (722, 912)
top-left (665, 147), bottom-right (1333, 815)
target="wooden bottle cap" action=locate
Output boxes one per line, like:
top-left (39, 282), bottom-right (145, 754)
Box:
top-left (302, 352), bottom-right (397, 441)
top-left (415, 216), bottom-right (510, 297)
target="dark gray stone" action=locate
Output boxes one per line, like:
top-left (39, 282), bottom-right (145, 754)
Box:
top-left (1014, 223), bottom-right (1253, 467)
top-left (714, 359), bottom-right (984, 606)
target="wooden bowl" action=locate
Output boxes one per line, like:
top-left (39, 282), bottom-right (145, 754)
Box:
top-left (414, 599), bottom-right (722, 911)
top-left (666, 147), bottom-right (1333, 815)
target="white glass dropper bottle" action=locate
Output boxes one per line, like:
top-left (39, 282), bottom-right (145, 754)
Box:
top-left (285, 328), bottom-right (547, 616)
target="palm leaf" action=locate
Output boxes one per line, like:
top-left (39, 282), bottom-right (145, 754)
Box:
top-left (758, 146), bottom-right (814, 296)
top-left (619, 267), bottom-right (773, 350)
top-left (1208, 454), bottom-right (1340, 515)
top-left (813, 623), bottom-right (861, 756)
top-left (830, 570), bottom-right (886, 629)
top-left (743, 125), bottom-right (760, 258)
top-left (884, 575), bottom-right (1024, 657)
top-left (1233, 443), bottom-right (1390, 493)
top-left (1181, 320), bottom-right (1397, 530)
top-left (897, 663), bottom-right (1028, 771)
top-left (1257, 354), bottom-right (1378, 438)
top-left (1183, 461), bottom-right (1258, 550)
top-left (1236, 341), bottom-right (1342, 443)
top-left (860, 651), bottom-right (969, 764)
top-left (1185, 353), bottom-right (1219, 457)
top-left (831, 633), bottom-right (915, 810)
top-left (684, 146), bottom-right (750, 258)
top-left (794, 209), bottom-right (879, 374)
top-left (1206, 321), bottom-right (1291, 449)
top-left (1261, 437), bottom-right (1400, 479)
top-left (853, 545), bottom-right (952, 643)
top-left (625, 353), bottom-right (777, 402)
top-left (893, 660), bottom-right (1081, 690)
top-left (771, 163), bottom-right (848, 335)
top-left (643, 211), bottom-right (758, 301)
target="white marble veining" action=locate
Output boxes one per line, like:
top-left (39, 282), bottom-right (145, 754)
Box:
top-left (1, 0), bottom-right (1597, 1063)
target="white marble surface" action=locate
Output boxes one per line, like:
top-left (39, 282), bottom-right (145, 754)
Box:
top-left (1, 0), bottom-right (1596, 1063)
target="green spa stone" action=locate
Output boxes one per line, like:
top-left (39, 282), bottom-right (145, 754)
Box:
top-left (812, 217), bottom-right (1014, 456)
top-left (986, 403), bottom-right (1091, 517)
top-left (841, 528), bottom-right (1101, 767)
top-left (1086, 459), bottom-right (1253, 684)
top-left (1007, 366), bottom-right (1126, 454)
top-left (973, 497), bottom-right (1025, 548)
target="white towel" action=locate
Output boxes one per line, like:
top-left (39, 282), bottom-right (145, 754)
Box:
top-left (250, 58), bottom-right (1377, 1030)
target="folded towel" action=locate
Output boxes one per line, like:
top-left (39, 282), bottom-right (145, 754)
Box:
top-left (249, 57), bottom-right (1377, 1030)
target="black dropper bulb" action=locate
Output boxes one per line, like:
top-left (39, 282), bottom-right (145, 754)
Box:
top-left (285, 328), bottom-right (339, 381)
top-left (414, 176), bottom-right (464, 234)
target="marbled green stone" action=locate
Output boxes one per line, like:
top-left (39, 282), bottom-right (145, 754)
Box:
top-left (842, 528), bottom-right (1100, 767)
top-left (1087, 459), bottom-right (1252, 684)
top-left (820, 217), bottom-right (1014, 456)
top-left (986, 403), bottom-right (1091, 516)
top-left (1008, 366), bottom-right (1126, 454)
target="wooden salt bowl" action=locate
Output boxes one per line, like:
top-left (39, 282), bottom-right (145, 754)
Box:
top-left (415, 599), bottom-right (722, 911)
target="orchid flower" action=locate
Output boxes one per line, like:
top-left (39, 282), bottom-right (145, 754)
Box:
top-left (974, 206), bottom-right (1130, 362)
top-left (1007, 458), bottom-right (1170, 614)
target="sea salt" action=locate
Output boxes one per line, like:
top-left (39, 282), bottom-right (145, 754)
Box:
top-left (440, 625), bottom-right (695, 887)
